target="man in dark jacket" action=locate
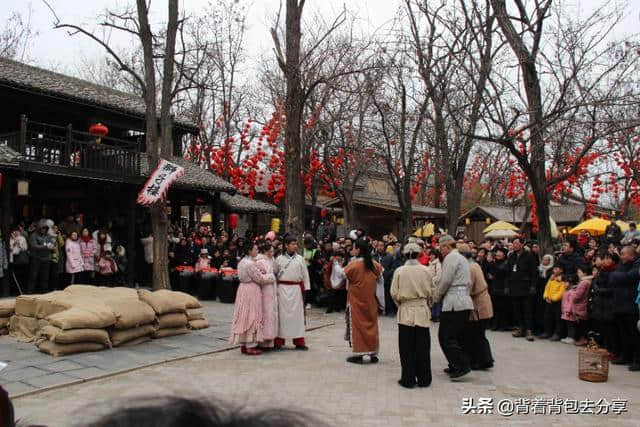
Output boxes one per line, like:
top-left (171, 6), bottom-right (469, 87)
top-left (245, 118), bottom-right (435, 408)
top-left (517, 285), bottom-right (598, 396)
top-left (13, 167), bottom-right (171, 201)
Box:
top-left (381, 244), bottom-right (403, 316)
top-left (609, 246), bottom-right (640, 371)
top-left (27, 220), bottom-right (55, 294)
top-left (488, 247), bottom-right (511, 331)
top-left (604, 221), bottom-right (623, 246)
top-left (557, 240), bottom-right (583, 283)
top-left (507, 238), bottom-right (538, 341)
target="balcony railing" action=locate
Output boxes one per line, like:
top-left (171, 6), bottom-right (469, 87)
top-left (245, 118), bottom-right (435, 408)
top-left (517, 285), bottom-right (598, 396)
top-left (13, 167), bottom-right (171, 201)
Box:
top-left (0, 115), bottom-right (140, 178)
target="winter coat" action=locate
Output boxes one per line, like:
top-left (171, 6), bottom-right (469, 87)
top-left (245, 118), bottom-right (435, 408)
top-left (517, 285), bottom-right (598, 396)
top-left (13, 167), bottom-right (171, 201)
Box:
top-left (79, 239), bottom-right (98, 272)
top-left (608, 258), bottom-right (640, 315)
top-left (140, 236), bottom-right (154, 264)
top-left (561, 277), bottom-right (592, 322)
top-left (9, 234), bottom-right (28, 264)
top-left (507, 250), bottom-right (538, 297)
top-left (64, 239), bottom-right (84, 274)
top-left (543, 277), bottom-right (566, 302)
top-left (468, 261), bottom-right (493, 321)
top-left (0, 239), bottom-right (8, 279)
top-left (588, 264), bottom-right (616, 321)
top-left (488, 259), bottom-right (509, 296)
top-left (29, 232), bottom-right (54, 262)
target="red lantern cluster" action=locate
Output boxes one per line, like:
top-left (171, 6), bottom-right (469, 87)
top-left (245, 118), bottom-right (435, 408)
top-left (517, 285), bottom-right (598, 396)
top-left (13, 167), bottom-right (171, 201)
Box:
top-left (89, 123), bottom-right (109, 137)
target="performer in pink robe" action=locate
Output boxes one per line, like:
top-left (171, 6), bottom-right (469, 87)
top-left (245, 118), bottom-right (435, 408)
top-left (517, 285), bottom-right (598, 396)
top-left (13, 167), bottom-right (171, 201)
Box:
top-left (230, 242), bottom-right (276, 355)
top-left (256, 242), bottom-right (278, 349)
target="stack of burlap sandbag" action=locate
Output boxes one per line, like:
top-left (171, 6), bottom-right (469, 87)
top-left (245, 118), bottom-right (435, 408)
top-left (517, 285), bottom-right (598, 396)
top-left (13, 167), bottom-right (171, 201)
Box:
top-left (13, 290), bottom-right (114, 356)
top-left (64, 285), bottom-right (156, 347)
top-left (174, 292), bottom-right (210, 330)
top-left (138, 289), bottom-right (210, 337)
top-left (0, 298), bottom-right (16, 335)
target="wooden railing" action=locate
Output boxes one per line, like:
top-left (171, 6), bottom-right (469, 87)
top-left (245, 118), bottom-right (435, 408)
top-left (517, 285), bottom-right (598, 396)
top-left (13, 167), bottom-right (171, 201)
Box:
top-left (1, 115), bottom-right (140, 177)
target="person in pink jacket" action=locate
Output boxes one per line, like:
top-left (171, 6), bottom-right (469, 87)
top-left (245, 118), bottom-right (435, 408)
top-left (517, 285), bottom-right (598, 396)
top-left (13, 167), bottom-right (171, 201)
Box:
top-left (78, 227), bottom-right (98, 284)
top-left (561, 264), bottom-right (593, 346)
top-left (65, 231), bottom-right (84, 284)
top-left (256, 241), bottom-right (278, 349)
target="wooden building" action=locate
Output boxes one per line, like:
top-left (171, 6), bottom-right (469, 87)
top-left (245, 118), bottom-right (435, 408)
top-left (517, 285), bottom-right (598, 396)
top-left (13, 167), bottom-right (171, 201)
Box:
top-left (0, 57), bottom-right (235, 285)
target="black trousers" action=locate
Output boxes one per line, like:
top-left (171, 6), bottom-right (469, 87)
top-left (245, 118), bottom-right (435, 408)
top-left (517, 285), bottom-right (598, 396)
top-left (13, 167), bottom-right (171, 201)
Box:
top-left (327, 289), bottom-right (347, 312)
top-left (27, 258), bottom-right (50, 294)
top-left (438, 310), bottom-right (471, 372)
top-left (603, 319), bottom-right (621, 355)
top-left (543, 301), bottom-right (563, 336)
top-left (615, 312), bottom-right (640, 363)
top-left (398, 324), bottom-right (431, 387)
top-left (463, 319), bottom-right (494, 367)
top-left (384, 281), bottom-right (396, 315)
top-left (511, 296), bottom-right (533, 332)
top-left (490, 294), bottom-right (512, 329)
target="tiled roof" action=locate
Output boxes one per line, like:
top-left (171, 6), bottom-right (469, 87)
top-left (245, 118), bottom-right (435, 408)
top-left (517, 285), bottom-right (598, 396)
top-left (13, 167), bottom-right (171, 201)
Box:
top-left (463, 205), bottom-right (586, 224)
top-left (220, 192), bottom-right (279, 214)
top-left (323, 191), bottom-right (446, 218)
top-left (140, 154), bottom-right (235, 193)
top-left (0, 57), bottom-right (197, 131)
top-left (0, 144), bottom-right (20, 166)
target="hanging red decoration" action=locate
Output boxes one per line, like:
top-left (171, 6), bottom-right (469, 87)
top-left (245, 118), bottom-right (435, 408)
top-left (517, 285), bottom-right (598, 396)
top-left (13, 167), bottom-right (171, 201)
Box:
top-left (89, 123), bottom-right (109, 137)
top-left (320, 208), bottom-right (329, 218)
top-left (229, 213), bottom-right (239, 229)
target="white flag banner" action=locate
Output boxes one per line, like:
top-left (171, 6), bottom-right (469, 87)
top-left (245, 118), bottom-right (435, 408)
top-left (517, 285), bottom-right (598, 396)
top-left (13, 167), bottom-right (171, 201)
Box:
top-left (137, 159), bottom-right (185, 206)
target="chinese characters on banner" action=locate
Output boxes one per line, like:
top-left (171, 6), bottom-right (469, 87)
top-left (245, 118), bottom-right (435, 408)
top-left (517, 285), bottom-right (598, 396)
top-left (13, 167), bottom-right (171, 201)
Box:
top-left (137, 159), bottom-right (185, 206)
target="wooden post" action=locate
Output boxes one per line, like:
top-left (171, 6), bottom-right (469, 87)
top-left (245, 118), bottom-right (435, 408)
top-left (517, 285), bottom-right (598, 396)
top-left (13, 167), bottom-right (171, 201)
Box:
top-left (1, 172), bottom-right (13, 241)
top-left (19, 114), bottom-right (27, 155)
top-left (127, 187), bottom-right (136, 287)
top-left (65, 124), bottom-right (72, 167)
top-left (188, 204), bottom-right (195, 230)
top-left (212, 192), bottom-right (221, 234)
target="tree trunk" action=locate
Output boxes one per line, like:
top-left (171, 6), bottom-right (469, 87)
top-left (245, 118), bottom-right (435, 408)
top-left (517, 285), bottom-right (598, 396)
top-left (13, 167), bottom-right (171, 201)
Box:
top-left (342, 189), bottom-right (358, 232)
top-left (399, 196), bottom-right (412, 243)
top-left (283, 0), bottom-right (305, 241)
top-left (445, 179), bottom-right (463, 235)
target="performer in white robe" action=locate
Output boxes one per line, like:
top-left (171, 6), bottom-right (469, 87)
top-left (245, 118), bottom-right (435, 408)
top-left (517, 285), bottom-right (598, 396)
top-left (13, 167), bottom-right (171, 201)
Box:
top-left (273, 235), bottom-right (311, 350)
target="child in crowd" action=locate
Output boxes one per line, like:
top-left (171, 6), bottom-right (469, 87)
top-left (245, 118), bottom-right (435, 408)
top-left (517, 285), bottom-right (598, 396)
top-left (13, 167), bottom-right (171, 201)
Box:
top-left (96, 247), bottom-right (117, 286)
top-left (195, 249), bottom-right (211, 272)
top-left (541, 264), bottom-right (566, 341)
top-left (561, 264), bottom-right (593, 346)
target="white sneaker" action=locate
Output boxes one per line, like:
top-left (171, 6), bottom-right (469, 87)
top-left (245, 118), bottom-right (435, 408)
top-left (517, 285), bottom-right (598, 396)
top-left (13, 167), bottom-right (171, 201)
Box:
top-left (305, 304), bottom-right (311, 309)
top-left (560, 337), bottom-right (575, 345)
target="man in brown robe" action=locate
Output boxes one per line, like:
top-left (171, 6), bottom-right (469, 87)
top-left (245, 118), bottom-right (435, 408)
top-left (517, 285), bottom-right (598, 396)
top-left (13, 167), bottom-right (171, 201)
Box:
top-left (344, 239), bottom-right (383, 364)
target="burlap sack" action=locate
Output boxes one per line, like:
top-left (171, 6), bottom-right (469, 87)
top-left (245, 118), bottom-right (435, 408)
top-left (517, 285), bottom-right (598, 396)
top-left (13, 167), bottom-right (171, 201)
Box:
top-left (138, 289), bottom-right (186, 315)
top-left (0, 299), bottom-right (16, 317)
top-left (107, 298), bottom-right (156, 330)
top-left (65, 285), bottom-right (138, 300)
top-left (47, 306), bottom-right (116, 330)
top-left (38, 340), bottom-right (105, 357)
top-left (155, 312), bottom-right (188, 329)
top-left (121, 336), bottom-right (151, 347)
top-left (9, 315), bottom-right (49, 342)
top-left (171, 291), bottom-right (202, 309)
top-left (188, 319), bottom-right (209, 330)
top-left (152, 326), bottom-right (190, 338)
top-left (15, 292), bottom-right (73, 318)
top-left (39, 325), bottom-right (112, 348)
top-left (0, 317), bottom-right (9, 328)
top-left (186, 308), bottom-right (205, 321)
top-left (109, 324), bottom-right (156, 347)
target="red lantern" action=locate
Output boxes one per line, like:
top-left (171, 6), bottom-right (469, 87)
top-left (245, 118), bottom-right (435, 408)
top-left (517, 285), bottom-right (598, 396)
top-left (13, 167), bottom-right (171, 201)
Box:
top-left (89, 122), bottom-right (109, 144)
top-left (320, 208), bottom-right (328, 218)
top-left (89, 123), bottom-right (109, 137)
top-left (229, 213), bottom-right (239, 229)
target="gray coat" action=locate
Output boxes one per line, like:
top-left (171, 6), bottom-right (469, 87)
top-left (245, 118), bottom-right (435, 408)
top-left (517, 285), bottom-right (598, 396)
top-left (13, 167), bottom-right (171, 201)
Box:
top-left (436, 249), bottom-right (474, 312)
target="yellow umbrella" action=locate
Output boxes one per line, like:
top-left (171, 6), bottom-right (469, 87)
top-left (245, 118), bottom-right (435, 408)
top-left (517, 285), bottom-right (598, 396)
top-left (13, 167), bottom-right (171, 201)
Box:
top-left (483, 220), bottom-right (518, 234)
top-left (200, 213), bottom-right (212, 223)
top-left (414, 223), bottom-right (435, 237)
top-left (569, 218), bottom-right (611, 236)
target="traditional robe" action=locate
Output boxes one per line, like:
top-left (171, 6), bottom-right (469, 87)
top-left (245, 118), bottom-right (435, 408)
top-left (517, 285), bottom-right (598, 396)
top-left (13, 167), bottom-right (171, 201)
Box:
top-left (344, 258), bottom-right (383, 356)
top-left (274, 252), bottom-right (311, 339)
top-left (256, 254), bottom-right (278, 346)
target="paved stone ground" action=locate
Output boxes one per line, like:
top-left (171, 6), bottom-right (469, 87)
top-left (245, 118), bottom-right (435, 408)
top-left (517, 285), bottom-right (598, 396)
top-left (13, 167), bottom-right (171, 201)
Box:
top-left (0, 301), bottom-right (329, 397)
top-left (9, 309), bottom-right (640, 427)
